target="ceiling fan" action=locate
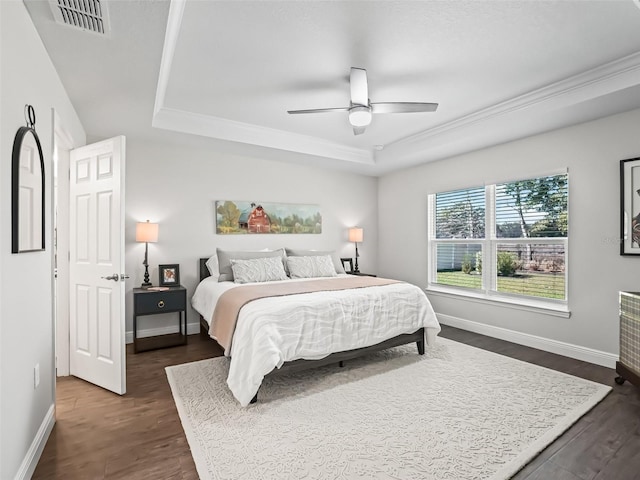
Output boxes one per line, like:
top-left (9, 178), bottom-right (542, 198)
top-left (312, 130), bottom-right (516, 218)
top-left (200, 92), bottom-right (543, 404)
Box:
top-left (287, 67), bottom-right (439, 136)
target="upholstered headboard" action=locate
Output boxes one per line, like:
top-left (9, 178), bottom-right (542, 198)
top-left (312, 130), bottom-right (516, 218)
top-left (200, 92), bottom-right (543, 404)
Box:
top-left (199, 257), bottom-right (210, 282)
top-left (200, 250), bottom-right (347, 284)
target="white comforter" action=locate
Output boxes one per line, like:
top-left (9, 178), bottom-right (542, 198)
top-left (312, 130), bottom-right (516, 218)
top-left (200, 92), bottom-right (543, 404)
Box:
top-left (191, 275), bottom-right (441, 406)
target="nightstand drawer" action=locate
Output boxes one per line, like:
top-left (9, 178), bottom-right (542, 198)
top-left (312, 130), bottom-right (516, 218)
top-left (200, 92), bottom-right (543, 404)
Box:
top-left (135, 289), bottom-right (185, 314)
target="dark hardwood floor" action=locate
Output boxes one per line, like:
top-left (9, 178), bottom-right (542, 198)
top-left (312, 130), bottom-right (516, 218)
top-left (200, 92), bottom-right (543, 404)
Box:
top-left (33, 325), bottom-right (640, 479)
top-left (33, 333), bottom-right (224, 480)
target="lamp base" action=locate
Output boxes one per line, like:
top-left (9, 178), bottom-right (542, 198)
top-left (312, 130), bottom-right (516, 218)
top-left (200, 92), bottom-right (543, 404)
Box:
top-left (353, 243), bottom-right (360, 273)
top-left (142, 260), bottom-right (151, 289)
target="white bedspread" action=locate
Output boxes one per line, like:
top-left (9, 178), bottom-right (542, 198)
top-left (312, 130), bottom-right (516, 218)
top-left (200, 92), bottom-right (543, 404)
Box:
top-left (191, 275), bottom-right (441, 406)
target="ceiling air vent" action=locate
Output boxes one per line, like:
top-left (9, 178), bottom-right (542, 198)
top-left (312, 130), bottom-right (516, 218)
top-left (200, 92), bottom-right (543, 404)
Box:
top-left (49, 0), bottom-right (111, 35)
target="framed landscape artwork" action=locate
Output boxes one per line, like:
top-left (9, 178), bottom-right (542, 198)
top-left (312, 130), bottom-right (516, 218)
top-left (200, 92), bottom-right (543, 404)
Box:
top-left (620, 157), bottom-right (640, 255)
top-left (215, 200), bottom-right (321, 234)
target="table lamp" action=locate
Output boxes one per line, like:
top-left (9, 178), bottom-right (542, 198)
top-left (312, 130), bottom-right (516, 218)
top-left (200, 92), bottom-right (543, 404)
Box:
top-left (136, 220), bottom-right (158, 287)
top-left (348, 227), bottom-right (363, 273)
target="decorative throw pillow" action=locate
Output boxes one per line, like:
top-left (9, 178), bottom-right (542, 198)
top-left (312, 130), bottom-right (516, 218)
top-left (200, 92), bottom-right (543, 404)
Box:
top-left (287, 255), bottom-right (337, 279)
top-left (285, 248), bottom-right (346, 274)
top-left (205, 254), bottom-right (219, 281)
top-left (230, 256), bottom-right (288, 284)
top-left (217, 248), bottom-right (287, 282)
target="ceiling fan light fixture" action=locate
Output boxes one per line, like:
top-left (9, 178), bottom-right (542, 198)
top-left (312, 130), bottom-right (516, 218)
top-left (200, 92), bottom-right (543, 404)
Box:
top-left (348, 105), bottom-right (372, 127)
top-left (286, 67), bottom-right (438, 135)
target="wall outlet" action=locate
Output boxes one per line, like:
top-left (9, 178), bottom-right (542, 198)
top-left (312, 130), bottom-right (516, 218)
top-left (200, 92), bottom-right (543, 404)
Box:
top-left (34, 363), bottom-right (40, 388)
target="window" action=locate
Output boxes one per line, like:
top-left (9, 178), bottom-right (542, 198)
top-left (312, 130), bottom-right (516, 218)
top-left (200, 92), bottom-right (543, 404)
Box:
top-left (428, 173), bottom-right (568, 309)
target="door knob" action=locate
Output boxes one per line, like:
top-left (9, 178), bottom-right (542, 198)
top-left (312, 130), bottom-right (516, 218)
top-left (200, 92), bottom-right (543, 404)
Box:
top-left (102, 274), bottom-right (119, 281)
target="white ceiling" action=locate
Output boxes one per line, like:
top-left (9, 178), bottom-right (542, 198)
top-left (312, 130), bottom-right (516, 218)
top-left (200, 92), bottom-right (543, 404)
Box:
top-left (25, 0), bottom-right (640, 175)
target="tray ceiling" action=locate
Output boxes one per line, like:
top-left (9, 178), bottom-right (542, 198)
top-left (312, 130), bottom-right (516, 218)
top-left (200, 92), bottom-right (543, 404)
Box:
top-left (25, 0), bottom-right (640, 175)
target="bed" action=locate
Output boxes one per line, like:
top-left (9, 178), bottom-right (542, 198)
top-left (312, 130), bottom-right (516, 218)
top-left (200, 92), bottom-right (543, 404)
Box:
top-left (192, 253), bottom-right (441, 406)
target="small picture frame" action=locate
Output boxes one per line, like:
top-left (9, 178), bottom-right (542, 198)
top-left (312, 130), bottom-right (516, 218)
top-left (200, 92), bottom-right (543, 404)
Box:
top-left (159, 264), bottom-right (180, 286)
top-left (340, 257), bottom-right (353, 273)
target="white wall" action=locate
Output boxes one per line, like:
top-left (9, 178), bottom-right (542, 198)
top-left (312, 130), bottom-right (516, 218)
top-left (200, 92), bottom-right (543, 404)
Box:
top-left (124, 138), bottom-right (378, 337)
top-left (378, 107), bottom-right (640, 361)
top-left (0, 2), bottom-right (85, 478)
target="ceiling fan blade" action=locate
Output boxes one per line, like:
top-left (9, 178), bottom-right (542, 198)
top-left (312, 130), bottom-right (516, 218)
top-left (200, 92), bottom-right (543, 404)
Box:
top-left (353, 126), bottom-right (366, 136)
top-left (287, 107), bottom-right (350, 115)
top-left (371, 102), bottom-right (439, 114)
top-left (350, 68), bottom-right (368, 106)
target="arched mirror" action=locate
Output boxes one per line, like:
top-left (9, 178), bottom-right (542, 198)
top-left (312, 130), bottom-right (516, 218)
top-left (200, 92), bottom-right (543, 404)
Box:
top-left (12, 105), bottom-right (45, 253)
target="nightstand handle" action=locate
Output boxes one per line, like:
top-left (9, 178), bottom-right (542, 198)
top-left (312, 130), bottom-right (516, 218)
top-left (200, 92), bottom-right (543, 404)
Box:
top-left (158, 300), bottom-right (165, 308)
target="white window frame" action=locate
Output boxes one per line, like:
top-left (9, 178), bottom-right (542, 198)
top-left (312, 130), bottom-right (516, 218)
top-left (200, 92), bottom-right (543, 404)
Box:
top-left (427, 179), bottom-right (569, 316)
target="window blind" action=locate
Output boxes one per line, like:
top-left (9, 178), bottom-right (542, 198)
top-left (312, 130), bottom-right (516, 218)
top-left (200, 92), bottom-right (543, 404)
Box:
top-left (495, 174), bottom-right (568, 238)
top-left (435, 187), bottom-right (485, 239)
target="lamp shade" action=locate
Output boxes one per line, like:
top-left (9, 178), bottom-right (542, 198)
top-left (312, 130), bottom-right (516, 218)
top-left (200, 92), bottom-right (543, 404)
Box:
top-left (348, 227), bottom-right (363, 243)
top-left (135, 221), bottom-right (158, 243)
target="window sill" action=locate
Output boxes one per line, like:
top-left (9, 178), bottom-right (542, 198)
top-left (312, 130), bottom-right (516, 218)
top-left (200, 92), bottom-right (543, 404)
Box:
top-left (424, 285), bottom-right (571, 318)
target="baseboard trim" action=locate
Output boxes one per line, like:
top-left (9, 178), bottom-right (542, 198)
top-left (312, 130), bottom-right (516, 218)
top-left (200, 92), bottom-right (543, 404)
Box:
top-left (15, 403), bottom-right (55, 480)
top-left (437, 313), bottom-right (618, 369)
top-left (125, 322), bottom-right (201, 344)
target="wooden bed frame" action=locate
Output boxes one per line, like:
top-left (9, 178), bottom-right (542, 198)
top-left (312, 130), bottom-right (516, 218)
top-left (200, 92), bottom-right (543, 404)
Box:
top-left (198, 257), bottom-right (425, 402)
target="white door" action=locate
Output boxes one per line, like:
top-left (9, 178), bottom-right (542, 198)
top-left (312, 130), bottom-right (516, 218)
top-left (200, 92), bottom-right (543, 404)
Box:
top-left (53, 112), bottom-right (74, 377)
top-left (69, 136), bottom-right (126, 395)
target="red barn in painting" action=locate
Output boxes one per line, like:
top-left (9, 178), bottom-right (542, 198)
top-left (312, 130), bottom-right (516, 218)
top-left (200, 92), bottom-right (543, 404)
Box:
top-left (239, 203), bottom-right (271, 233)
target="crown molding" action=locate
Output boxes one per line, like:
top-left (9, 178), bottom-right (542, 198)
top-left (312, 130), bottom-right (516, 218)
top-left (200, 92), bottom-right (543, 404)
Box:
top-left (153, 0), bottom-right (185, 117)
top-left (155, 1), bottom-right (640, 174)
top-left (153, 0), bottom-right (373, 166)
top-left (372, 50), bottom-right (640, 172)
top-left (152, 107), bottom-right (374, 165)
top-left (387, 51), bottom-right (640, 150)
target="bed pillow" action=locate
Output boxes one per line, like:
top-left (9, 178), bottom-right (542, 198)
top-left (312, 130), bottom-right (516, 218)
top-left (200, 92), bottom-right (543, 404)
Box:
top-left (285, 248), bottom-right (346, 274)
top-left (287, 255), bottom-right (337, 279)
top-left (205, 254), bottom-right (220, 281)
top-left (217, 248), bottom-right (287, 282)
top-left (230, 256), bottom-right (288, 284)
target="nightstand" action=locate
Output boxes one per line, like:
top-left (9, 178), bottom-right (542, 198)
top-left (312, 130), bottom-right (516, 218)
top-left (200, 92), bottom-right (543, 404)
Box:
top-left (133, 286), bottom-right (187, 353)
top-left (348, 272), bottom-right (377, 277)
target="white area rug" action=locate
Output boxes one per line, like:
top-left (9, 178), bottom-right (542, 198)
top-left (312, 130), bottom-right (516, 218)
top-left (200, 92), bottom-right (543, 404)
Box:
top-left (166, 337), bottom-right (611, 480)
